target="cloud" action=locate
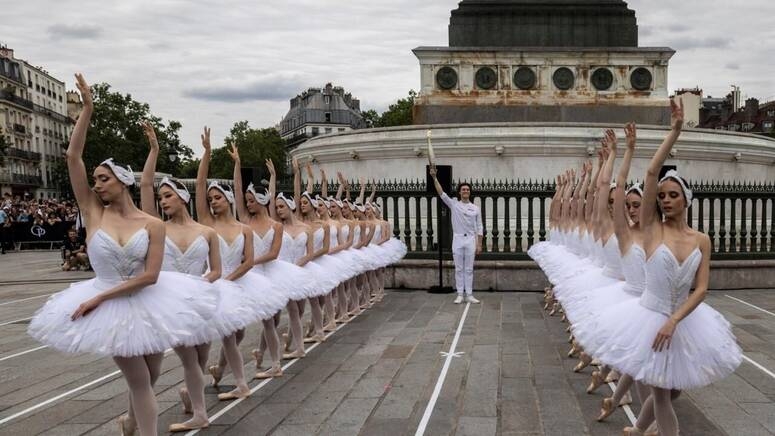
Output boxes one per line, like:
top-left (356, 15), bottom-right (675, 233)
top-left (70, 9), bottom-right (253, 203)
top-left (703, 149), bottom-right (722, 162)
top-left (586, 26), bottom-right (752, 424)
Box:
top-left (725, 63), bottom-right (741, 70)
top-left (47, 24), bottom-right (103, 40)
top-left (183, 76), bottom-right (308, 103)
top-left (671, 36), bottom-right (731, 50)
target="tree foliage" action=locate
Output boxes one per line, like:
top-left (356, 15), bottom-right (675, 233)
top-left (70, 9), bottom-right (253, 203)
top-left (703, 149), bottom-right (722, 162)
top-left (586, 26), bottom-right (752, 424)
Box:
top-left (363, 90), bottom-right (416, 128)
top-left (204, 121), bottom-right (288, 180)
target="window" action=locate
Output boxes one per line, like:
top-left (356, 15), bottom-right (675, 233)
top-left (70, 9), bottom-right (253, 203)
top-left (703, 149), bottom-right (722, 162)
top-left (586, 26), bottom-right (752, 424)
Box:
top-left (325, 112), bottom-right (331, 123)
top-left (312, 127), bottom-right (319, 136)
top-left (325, 128), bottom-right (332, 134)
top-left (324, 95), bottom-right (330, 105)
top-left (768, 110), bottom-right (775, 117)
top-left (728, 124), bottom-right (739, 131)
top-left (742, 122), bottom-right (754, 131)
top-left (764, 121), bottom-right (773, 131)
top-left (338, 128), bottom-right (345, 132)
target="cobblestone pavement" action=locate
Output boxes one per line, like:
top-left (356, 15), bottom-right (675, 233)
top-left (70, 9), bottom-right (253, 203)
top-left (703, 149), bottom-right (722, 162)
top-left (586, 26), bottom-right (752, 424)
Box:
top-left (0, 252), bottom-right (774, 435)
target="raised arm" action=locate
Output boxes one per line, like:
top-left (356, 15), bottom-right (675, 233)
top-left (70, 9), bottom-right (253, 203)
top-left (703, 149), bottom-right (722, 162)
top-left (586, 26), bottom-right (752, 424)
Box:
top-left (641, 98), bottom-right (684, 230)
top-left (614, 123), bottom-right (637, 252)
top-left (266, 159), bottom-right (278, 220)
top-left (368, 182), bottom-right (377, 204)
top-left (65, 74), bottom-right (101, 222)
top-left (195, 127), bottom-right (214, 225)
top-left (305, 162), bottom-right (314, 194)
top-left (229, 144), bottom-right (249, 222)
top-left (428, 165), bottom-right (445, 197)
top-left (593, 130), bottom-right (617, 227)
top-left (140, 121), bottom-right (160, 218)
top-left (292, 157), bottom-right (301, 219)
top-left (356, 176), bottom-right (366, 204)
top-left (321, 169), bottom-right (328, 198)
top-left (584, 151), bottom-right (602, 224)
top-left (335, 171), bottom-right (345, 200)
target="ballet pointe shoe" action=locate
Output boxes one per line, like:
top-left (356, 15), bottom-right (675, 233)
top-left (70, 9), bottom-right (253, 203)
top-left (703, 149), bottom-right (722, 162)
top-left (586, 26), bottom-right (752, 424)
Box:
top-left (567, 341), bottom-right (581, 358)
top-left (605, 370), bottom-right (620, 383)
top-left (643, 422), bottom-right (659, 436)
top-left (549, 302), bottom-right (559, 316)
top-left (567, 333), bottom-right (574, 344)
top-left (304, 333), bottom-right (326, 344)
top-left (586, 370), bottom-right (605, 394)
top-left (597, 397), bottom-right (616, 421)
top-left (208, 365), bottom-right (223, 388)
top-left (323, 320), bottom-right (337, 332)
top-left (179, 388), bottom-right (192, 414)
top-left (217, 387), bottom-right (251, 401)
top-left (618, 391), bottom-right (633, 406)
top-left (623, 426), bottom-right (646, 435)
top-left (282, 333), bottom-right (293, 352)
top-left (565, 324), bottom-right (571, 333)
top-left (118, 414), bottom-right (136, 436)
top-left (573, 353), bottom-right (592, 373)
top-left (169, 418), bottom-right (210, 432)
top-left (255, 363), bottom-right (283, 379)
top-left (560, 313), bottom-right (568, 323)
top-left (252, 349), bottom-right (264, 369)
top-left (282, 349), bottom-right (306, 360)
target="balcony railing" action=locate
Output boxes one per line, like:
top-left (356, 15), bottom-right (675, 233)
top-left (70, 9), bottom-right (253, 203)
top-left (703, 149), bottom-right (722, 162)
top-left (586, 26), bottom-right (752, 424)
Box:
top-left (33, 103), bottom-right (71, 124)
top-left (6, 147), bottom-right (42, 161)
top-left (0, 90), bottom-right (34, 111)
top-left (9, 173), bottom-right (43, 186)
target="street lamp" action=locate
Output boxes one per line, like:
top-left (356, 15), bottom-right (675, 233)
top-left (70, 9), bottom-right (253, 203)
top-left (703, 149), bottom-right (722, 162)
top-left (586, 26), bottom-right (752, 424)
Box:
top-left (167, 147), bottom-right (179, 163)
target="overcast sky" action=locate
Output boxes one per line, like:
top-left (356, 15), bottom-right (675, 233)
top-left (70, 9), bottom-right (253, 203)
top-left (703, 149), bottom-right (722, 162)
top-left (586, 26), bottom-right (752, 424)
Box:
top-left (3, 0), bottom-right (773, 154)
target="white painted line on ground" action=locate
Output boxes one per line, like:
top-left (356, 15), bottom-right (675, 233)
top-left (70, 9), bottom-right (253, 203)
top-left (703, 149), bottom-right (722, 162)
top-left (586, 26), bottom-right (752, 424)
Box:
top-left (725, 294), bottom-right (775, 318)
top-left (743, 355), bottom-right (775, 380)
top-left (0, 345), bottom-right (48, 362)
top-left (0, 349), bottom-right (173, 426)
top-left (0, 316), bottom-right (33, 327)
top-left (415, 302), bottom-right (471, 436)
top-left (0, 294), bottom-right (51, 307)
top-left (185, 305), bottom-right (372, 436)
top-left (606, 381), bottom-right (636, 425)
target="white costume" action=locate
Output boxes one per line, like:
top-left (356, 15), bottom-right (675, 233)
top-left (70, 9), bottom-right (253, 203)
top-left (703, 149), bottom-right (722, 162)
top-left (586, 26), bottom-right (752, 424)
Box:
top-left (439, 192), bottom-right (483, 296)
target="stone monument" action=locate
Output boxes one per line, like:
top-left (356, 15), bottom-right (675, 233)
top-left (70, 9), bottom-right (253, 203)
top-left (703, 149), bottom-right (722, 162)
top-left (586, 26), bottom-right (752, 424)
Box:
top-left (413, 0), bottom-right (674, 125)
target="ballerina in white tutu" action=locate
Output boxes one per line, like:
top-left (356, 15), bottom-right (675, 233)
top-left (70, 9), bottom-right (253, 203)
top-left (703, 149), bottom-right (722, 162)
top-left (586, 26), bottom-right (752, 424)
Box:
top-left (139, 123), bottom-right (222, 432)
top-left (330, 172), bottom-right (363, 320)
top-left (230, 151), bottom-right (314, 378)
top-left (350, 179), bottom-right (380, 311)
top-left (28, 74), bottom-right (212, 436)
top-left (194, 128), bottom-right (275, 402)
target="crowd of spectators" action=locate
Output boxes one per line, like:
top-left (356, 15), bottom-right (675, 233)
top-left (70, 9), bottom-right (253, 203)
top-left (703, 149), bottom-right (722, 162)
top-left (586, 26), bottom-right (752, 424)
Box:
top-left (0, 193), bottom-right (89, 269)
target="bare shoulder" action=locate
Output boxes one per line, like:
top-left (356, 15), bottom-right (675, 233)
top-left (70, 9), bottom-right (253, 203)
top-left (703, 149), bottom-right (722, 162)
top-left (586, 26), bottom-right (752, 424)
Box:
top-left (272, 221), bottom-right (283, 233)
top-left (694, 230), bottom-right (711, 250)
top-left (143, 216), bottom-right (165, 233)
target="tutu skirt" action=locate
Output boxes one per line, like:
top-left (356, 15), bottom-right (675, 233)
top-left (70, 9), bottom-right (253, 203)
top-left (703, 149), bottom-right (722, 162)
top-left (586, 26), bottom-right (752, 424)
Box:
top-left (28, 271), bottom-right (218, 357)
top-left (382, 238), bottom-right (407, 264)
top-left (572, 299), bottom-right (742, 390)
top-left (302, 261), bottom-right (340, 297)
top-left (253, 260), bottom-right (317, 301)
top-left (234, 270), bottom-right (289, 321)
top-left (209, 278), bottom-right (262, 338)
top-left (313, 253), bottom-right (358, 282)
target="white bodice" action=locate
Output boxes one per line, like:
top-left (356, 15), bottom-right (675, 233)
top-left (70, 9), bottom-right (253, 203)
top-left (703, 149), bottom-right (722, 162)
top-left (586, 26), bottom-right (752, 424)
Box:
top-left (622, 244), bottom-right (647, 296)
top-left (313, 227), bottom-right (325, 251)
top-left (592, 238), bottom-right (605, 267)
top-left (639, 244), bottom-right (702, 316)
top-left (352, 225), bottom-right (361, 245)
top-left (329, 224), bottom-right (339, 248)
top-left (253, 228), bottom-right (274, 259)
top-left (601, 235), bottom-right (623, 279)
top-left (162, 235), bottom-right (208, 275)
top-left (291, 232), bottom-right (308, 261)
top-left (278, 231), bottom-right (296, 262)
top-left (218, 233), bottom-right (245, 276)
top-left (371, 225), bottom-right (382, 245)
top-left (88, 228), bottom-right (148, 285)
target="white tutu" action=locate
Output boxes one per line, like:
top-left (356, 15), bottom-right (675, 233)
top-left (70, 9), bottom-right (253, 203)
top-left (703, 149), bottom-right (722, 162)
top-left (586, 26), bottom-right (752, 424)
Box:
top-left (302, 260), bottom-right (340, 297)
top-left (28, 271), bottom-right (218, 357)
top-left (361, 244), bottom-right (391, 269)
top-left (253, 260), bottom-right (318, 301)
top-left (343, 248), bottom-right (374, 275)
top-left (209, 278), bottom-right (262, 338)
top-left (234, 270), bottom-right (289, 321)
top-left (573, 299), bottom-right (742, 390)
top-left (382, 238), bottom-right (407, 263)
top-left (330, 249), bottom-right (366, 276)
top-left (313, 253), bottom-right (358, 283)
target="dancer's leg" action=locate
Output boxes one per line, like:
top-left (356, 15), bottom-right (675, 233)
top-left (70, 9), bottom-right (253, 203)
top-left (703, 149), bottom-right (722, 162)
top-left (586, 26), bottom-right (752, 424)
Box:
top-left (611, 374), bottom-right (634, 405)
top-left (195, 343), bottom-right (210, 374)
top-left (172, 347), bottom-right (209, 428)
top-left (284, 300), bottom-right (305, 356)
top-left (218, 333), bottom-right (250, 400)
top-left (216, 329), bottom-right (245, 373)
top-left (114, 355), bottom-right (159, 436)
top-left (652, 387), bottom-right (679, 436)
top-left (308, 297), bottom-right (325, 339)
top-left (323, 293), bottom-right (336, 327)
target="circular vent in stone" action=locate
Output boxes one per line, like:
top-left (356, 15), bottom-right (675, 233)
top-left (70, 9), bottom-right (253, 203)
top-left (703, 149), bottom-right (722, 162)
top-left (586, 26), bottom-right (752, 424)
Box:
top-left (513, 67), bottom-right (537, 90)
top-left (475, 67), bottom-right (498, 90)
top-left (591, 68), bottom-right (614, 91)
top-left (630, 67), bottom-right (653, 91)
top-left (436, 67), bottom-right (458, 90)
top-left (552, 67), bottom-right (575, 90)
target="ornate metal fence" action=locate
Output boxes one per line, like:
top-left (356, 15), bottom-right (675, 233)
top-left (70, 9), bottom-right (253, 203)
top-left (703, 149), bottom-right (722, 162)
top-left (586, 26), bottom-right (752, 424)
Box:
top-left (170, 178), bottom-right (775, 260)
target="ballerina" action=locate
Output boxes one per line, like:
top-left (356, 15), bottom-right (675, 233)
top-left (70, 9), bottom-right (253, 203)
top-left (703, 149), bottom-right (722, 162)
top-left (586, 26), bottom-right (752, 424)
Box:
top-left (28, 74), bottom-right (214, 436)
top-left (139, 122), bottom-right (221, 432)
top-left (195, 127), bottom-right (283, 402)
top-left (229, 149), bottom-right (314, 378)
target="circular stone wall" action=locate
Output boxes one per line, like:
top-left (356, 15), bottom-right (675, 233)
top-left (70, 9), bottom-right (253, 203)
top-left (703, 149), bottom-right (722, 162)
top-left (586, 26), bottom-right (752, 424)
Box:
top-left (291, 123), bottom-right (775, 183)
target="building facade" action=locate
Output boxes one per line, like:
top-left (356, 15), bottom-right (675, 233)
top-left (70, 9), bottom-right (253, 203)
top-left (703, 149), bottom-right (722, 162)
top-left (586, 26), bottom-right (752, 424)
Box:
top-left (699, 93), bottom-right (775, 136)
top-left (0, 46), bottom-right (72, 198)
top-left (279, 83), bottom-right (366, 149)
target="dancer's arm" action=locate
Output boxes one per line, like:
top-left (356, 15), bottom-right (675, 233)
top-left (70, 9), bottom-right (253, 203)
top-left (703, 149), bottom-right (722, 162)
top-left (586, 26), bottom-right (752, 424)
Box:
top-left (305, 162), bottom-right (314, 194)
top-left (229, 144), bottom-right (249, 222)
top-left (321, 169), bottom-right (328, 198)
top-left (335, 171), bottom-right (345, 200)
top-left (368, 182), bottom-right (376, 204)
top-left (569, 166), bottom-right (584, 221)
top-left (266, 159), bottom-right (279, 220)
top-left (292, 157), bottom-right (302, 219)
top-left (642, 98), bottom-right (684, 232)
top-left (593, 130), bottom-right (617, 228)
top-left (65, 74), bottom-right (101, 224)
top-left (71, 220), bottom-right (165, 320)
top-left (296, 227), bottom-right (315, 266)
top-left (225, 226), bottom-right (254, 281)
top-left (614, 123), bottom-right (636, 253)
top-left (585, 152), bottom-right (602, 224)
top-left (195, 127), bottom-right (214, 226)
top-left (652, 233), bottom-right (711, 352)
top-left (254, 222), bottom-right (282, 265)
top-left (204, 227), bottom-right (222, 282)
top-left (356, 177), bottom-right (366, 204)
top-left (140, 121), bottom-right (160, 218)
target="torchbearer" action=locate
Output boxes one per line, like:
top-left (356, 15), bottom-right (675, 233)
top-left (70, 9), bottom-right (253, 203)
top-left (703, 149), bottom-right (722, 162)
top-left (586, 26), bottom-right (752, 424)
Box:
top-left (427, 133), bottom-right (483, 304)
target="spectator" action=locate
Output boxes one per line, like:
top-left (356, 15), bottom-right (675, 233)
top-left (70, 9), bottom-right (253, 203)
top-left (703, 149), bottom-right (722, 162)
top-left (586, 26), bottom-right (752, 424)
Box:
top-left (0, 206), bottom-right (10, 254)
top-left (16, 209), bottom-right (31, 223)
top-left (61, 227), bottom-right (89, 271)
top-left (46, 212), bottom-right (62, 226)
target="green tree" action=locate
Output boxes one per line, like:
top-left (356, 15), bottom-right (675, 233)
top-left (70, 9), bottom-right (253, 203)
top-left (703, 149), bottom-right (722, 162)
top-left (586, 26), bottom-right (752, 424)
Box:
top-left (207, 121), bottom-right (288, 180)
top-left (81, 83), bottom-right (193, 175)
top-left (361, 109), bottom-right (380, 128)
top-left (363, 90), bottom-right (416, 128)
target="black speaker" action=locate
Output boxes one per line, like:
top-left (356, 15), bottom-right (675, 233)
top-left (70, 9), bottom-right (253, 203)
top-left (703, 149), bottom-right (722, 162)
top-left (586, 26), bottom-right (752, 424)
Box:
top-left (427, 165), bottom-right (452, 194)
top-left (659, 165), bottom-right (677, 180)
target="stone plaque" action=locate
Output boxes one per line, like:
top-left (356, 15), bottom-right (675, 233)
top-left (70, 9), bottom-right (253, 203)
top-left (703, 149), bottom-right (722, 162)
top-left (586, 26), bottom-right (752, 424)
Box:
top-left (591, 68), bottom-right (614, 91)
top-left (513, 67), bottom-right (536, 90)
top-left (436, 66), bottom-right (458, 90)
top-left (475, 67), bottom-right (498, 90)
top-left (553, 67), bottom-right (575, 90)
top-left (630, 67), bottom-right (652, 91)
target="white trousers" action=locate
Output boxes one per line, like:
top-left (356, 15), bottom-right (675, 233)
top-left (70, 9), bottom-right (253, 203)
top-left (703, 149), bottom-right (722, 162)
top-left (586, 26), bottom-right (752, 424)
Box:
top-left (452, 234), bottom-right (476, 295)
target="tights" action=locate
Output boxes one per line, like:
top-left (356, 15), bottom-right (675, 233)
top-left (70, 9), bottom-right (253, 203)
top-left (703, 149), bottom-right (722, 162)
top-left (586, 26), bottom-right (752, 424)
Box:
top-left (323, 293), bottom-right (336, 326)
top-left (261, 316), bottom-right (281, 365)
top-left (173, 345), bottom-right (209, 425)
top-left (285, 300), bottom-right (304, 353)
top-left (114, 353), bottom-right (164, 436)
top-left (634, 386), bottom-right (681, 436)
top-left (215, 330), bottom-right (250, 396)
top-left (308, 296), bottom-right (324, 337)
